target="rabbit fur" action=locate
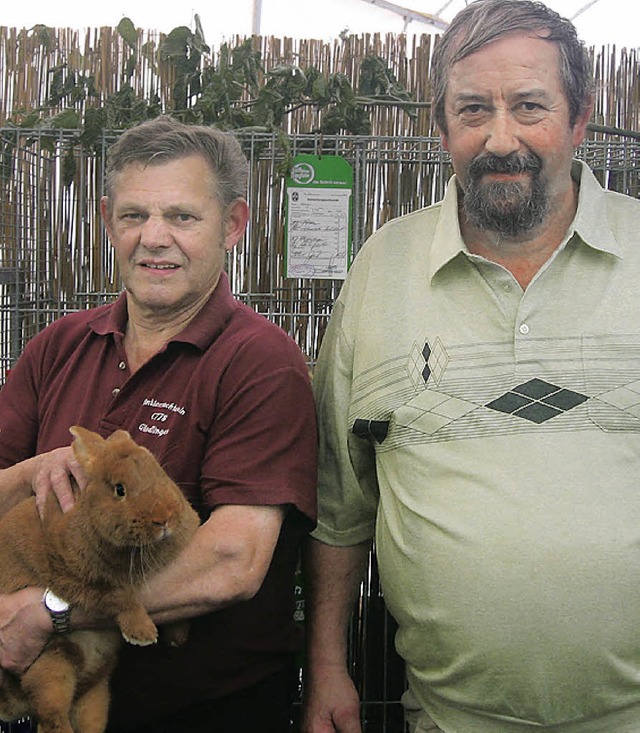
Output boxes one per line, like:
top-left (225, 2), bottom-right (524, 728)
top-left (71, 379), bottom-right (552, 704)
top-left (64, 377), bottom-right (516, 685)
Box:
top-left (0, 426), bottom-right (200, 733)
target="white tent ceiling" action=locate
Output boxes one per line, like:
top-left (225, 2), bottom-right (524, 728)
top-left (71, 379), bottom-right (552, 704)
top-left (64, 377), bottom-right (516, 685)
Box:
top-left (2, 0), bottom-right (637, 49)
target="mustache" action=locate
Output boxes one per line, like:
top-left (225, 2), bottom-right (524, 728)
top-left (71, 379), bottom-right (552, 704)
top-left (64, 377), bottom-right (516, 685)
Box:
top-left (467, 152), bottom-right (543, 179)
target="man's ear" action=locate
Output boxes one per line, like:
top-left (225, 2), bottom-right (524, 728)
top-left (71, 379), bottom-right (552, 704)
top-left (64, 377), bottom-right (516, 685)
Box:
top-left (222, 198), bottom-right (250, 252)
top-left (572, 95), bottom-right (595, 148)
top-left (100, 196), bottom-right (114, 240)
top-left (437, 123), bottom-right (450, 153)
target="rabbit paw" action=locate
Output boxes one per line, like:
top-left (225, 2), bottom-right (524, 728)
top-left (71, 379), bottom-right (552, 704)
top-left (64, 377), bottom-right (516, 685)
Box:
top-left (117, 609), bottom-right (158, 646)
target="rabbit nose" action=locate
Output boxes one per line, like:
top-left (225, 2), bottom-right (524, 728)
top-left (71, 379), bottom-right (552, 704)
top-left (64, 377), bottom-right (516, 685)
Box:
top-left (152, 519), bottom-right (173, 540)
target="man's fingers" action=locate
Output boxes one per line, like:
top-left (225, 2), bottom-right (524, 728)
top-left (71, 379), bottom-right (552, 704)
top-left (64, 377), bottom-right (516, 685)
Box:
top-left (33, 472), bottom-right (53, 519)
top-left (33, 449), bottom-right (78, 517)
top-left (67, 457), bottom-right (88, 492)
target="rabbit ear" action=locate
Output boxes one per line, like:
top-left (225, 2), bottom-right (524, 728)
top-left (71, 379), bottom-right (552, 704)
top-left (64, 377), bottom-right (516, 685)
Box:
top-left (105, 430), bottom-right (140, 458)
top-left (106, 430), bottom-right (137, 448)
top-left (70, 426), bottom-right (106, 469)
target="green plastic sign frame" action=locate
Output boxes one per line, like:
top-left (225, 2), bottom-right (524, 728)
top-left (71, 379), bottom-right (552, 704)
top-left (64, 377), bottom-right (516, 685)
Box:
top-left (284, 154), bottom-right (353, 279)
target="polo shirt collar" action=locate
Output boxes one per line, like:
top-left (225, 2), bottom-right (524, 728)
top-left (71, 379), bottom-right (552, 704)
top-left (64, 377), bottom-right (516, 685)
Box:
top-left (428, 159), bottom-right (621, 281)
top-left (569, 160), bottom-right (621, 258)
top-left (428, 176), bottom-right (466, 280)
top-left (87, 271), bottom-right (237, 351)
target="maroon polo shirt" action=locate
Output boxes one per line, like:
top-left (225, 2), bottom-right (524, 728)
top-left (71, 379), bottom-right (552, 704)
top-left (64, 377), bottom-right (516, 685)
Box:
top-left (0, 273), bottom-right (317, 727)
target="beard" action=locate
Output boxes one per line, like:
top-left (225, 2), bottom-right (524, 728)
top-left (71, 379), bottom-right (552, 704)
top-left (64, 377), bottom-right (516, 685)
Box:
top-left (460, 152), bottom-right (550, 238)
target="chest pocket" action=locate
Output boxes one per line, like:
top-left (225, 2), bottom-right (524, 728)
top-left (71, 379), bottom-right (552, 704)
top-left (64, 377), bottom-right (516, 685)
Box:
top-left (581, 334), bottom-right (640, 433)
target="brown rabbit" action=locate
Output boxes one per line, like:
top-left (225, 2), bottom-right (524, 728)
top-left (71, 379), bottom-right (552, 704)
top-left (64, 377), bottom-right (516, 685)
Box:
top-left (0, 426), bottom-right (200, 733)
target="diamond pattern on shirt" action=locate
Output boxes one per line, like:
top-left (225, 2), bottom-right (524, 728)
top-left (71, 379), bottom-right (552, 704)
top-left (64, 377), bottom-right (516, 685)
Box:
top-left (597, 379), bottom-right (640, 413)
top-left (408, 339), bottom-right (450, 388)
top-left (408, 343), bottom-right (428, 389)
top-left (486, 378), bottom-right (589, 424)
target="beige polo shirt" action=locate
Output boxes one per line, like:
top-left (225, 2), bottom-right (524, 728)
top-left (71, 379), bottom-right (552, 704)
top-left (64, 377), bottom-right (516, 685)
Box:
top-left (313, 161), bottom-right (640, 731)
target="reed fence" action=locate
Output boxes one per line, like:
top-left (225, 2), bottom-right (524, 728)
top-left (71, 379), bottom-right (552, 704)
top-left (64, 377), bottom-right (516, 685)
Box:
top-left (1, 25), bottom-right (639, 135)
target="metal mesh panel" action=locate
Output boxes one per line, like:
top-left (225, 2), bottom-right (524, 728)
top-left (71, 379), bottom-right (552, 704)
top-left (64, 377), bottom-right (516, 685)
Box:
top-left (1, 129), bottom-right (639, 732)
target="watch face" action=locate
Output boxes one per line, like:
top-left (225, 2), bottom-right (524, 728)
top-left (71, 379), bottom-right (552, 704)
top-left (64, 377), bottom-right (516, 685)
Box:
top-left (45, 590), bottom-right (70, 613)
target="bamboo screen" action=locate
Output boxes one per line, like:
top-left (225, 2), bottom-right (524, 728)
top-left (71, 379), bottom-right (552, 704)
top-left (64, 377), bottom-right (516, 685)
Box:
top-left (1, 26), bottom-right (639, 134)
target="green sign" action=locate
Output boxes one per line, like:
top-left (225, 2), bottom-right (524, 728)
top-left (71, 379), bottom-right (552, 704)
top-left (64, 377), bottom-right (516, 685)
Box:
top-left (285, 154), bottom-right (353, 279)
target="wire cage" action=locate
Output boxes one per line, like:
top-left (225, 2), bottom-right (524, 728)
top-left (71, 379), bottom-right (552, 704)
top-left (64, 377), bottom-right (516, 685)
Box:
top-left (1, 128), bottom-right (639, 733)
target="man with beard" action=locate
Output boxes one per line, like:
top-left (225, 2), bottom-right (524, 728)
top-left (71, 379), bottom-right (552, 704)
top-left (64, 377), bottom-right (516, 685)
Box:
top-left (302, 1), bottom-right (640, 732)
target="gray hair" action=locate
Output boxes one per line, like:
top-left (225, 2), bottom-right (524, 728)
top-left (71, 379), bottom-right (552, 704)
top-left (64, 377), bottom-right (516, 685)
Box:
top-left (431, 0), bottom-right (594, 133)
top-left (104, 116), bottom-right (248, 208)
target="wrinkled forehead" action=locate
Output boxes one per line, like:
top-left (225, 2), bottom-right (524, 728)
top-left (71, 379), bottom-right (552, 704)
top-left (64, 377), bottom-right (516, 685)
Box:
top-left (445, 32), bottom-right (564, 99)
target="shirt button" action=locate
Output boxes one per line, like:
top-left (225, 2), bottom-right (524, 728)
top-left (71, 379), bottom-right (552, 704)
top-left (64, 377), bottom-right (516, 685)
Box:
top-left (519, 323), bottom-right (530, 335)
top-left (112, 388), bottom-right (121, 397)
top-left (118, 361), bottom-right (127, 370)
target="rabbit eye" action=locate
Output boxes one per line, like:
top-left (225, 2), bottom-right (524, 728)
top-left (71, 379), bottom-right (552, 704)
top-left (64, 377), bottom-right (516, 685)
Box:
top-left (114, 483), bottom-right (126, 498)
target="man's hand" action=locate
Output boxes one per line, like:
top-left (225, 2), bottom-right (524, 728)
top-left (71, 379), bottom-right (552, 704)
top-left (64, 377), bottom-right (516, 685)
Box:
top-left (32, 446), bottom-right (86, 517)
top-left (301, 662), bottom-right (363, 733)
top-left (0, 587), bottom-right (51, 676)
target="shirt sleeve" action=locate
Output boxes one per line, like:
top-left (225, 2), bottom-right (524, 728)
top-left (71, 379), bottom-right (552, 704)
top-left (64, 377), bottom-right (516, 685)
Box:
top-left (312, 293), bottom-right (380, 546)
top-left (0, 339), bottom-right (41, 468)
top-left (199, 325), bottom-right (318, 530)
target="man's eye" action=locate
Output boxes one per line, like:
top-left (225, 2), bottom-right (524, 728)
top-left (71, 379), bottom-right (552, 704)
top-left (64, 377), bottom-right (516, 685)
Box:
top-left (516, 102), bottom-right (546, 115)
top-left (461, 104), bottom-right (484, 115)
top-left (458, 104), bottom-right (490, 122)
top-left (515, 102), bottom-right (546, 122)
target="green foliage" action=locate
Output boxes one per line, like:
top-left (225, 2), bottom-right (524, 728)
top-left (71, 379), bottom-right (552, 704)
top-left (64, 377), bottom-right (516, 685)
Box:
top-left (32, 25), bottom-right (55, 52)
top-left (358, 54), bottom-right (417, 121)
top-left (46, 65), bottom-right (96, 108)
top-left (62, 145), bottom-right (77, 186)
top-left (80, 106), bottom-right (108, 148)
top-left (185, 40), bottom-right (260, 128)
top-left (158, 24), bottom-right (209, 110)
top-left (116, 18), bottom-right (139, 50)
top-left (321, 73), bottom-right (371, 135)
top-left (0, 135), bottom-right (14, 182)
top-left (5, 19), bottom-right (416, 179)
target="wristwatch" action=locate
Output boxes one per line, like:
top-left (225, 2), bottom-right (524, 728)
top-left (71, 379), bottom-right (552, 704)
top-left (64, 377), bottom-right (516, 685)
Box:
top-left (42, 588), bottom-right (72, 634)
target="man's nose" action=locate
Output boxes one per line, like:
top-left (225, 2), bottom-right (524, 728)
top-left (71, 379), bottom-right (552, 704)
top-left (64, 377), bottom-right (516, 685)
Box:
top-left (484, 112), bottom-right (521, 158)
top-left (140, 216), bottom-right (172, 248)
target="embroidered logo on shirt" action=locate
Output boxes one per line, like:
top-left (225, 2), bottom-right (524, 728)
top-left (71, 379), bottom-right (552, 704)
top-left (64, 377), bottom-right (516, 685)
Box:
top-left (142, 398), bottom-right (186, 415)
top-left (138, 398), bottom-right (187, 438)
